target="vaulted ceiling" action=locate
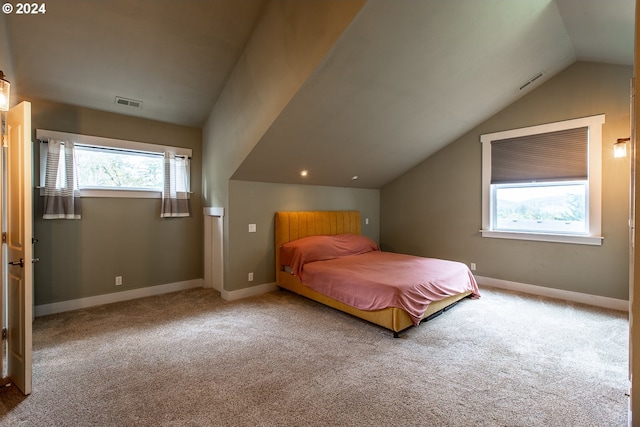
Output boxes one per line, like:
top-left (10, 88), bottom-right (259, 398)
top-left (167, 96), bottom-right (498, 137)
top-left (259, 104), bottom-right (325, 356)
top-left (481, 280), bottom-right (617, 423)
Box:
top-left (1, 0), bottom-right (635, 189)
top-left (2, 0), bottom-right (268, 126)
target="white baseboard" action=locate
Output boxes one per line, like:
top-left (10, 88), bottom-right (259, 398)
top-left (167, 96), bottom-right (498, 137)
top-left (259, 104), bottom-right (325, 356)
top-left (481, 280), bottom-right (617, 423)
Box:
top-left (35, 278), bottom-right (204, 317)
top-left (38, 276), bottom-right (623, 316)
top-left (475, 275), bottom-right (629, 312)
top-left (221, 282), bottom-right (279, 301)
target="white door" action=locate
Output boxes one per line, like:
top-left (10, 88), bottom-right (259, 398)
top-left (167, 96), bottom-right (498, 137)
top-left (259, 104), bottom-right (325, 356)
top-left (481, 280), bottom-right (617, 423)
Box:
top-left (4, 101), bottom-right (33, 395)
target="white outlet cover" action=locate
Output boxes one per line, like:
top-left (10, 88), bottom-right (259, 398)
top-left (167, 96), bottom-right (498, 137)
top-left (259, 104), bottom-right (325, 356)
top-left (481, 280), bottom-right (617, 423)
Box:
top-left (248, 224), bottom-right (257, 233)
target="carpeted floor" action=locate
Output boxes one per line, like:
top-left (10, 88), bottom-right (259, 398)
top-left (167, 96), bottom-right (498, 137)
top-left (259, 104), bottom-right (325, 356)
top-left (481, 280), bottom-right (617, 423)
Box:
top-left (0, 286), bottom-right (629, 426)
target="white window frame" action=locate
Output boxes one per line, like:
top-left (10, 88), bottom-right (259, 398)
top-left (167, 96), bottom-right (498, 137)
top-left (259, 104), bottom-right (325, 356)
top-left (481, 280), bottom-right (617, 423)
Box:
top-left (36, 129), bottom-right (192, 199)
top-left (480, 114), bottom-right (605, 246)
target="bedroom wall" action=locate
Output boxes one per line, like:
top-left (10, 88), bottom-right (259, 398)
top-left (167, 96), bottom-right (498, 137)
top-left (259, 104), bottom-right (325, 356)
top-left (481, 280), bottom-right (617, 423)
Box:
top-left (201, 0), bottom-right (365, 291)
top-left (380, 61), bottom-right (632, 301)
top-left (227, 180), bottom-right (379, 292)
top-left (0, 14), bottom-right (16, 106)
top-left (29, 98), bottom-right (203, 306)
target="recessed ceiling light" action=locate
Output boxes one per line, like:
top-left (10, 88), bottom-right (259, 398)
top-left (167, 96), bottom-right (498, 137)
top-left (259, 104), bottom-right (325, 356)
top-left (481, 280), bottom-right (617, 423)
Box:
top-left (300, 170), bottom-right (309, 177)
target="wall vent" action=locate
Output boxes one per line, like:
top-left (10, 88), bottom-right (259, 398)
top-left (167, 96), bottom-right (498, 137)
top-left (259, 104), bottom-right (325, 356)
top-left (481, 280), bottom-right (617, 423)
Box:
top-left (114, 96), bottom-right (143, 109)
top-left (519, 72), bottom-right (544, 91)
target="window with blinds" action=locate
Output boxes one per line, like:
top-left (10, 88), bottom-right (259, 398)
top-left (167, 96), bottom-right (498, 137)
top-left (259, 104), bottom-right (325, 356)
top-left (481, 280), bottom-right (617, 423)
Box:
top-left (480, 115), bottom-right (604, 246)
top-left (491, 127), bottom-right (588, 184)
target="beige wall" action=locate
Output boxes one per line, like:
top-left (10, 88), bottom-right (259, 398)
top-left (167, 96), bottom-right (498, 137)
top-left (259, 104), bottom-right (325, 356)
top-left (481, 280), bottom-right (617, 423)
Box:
top-left (0, 14), bottom-right (16, 106)
top-left (381, 61), bottom-right (632, 300)
top-left (202, 0), bottom-right (365, 291)
top-left (30, 98), bottom-right (203, 305)
top-left (227, 180), bottom-right (379, 291)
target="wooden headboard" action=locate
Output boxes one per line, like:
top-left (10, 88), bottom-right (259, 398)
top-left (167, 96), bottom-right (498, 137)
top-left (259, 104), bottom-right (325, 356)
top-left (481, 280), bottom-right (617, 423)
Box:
top-left (274, 211), bottom-right (361, 272)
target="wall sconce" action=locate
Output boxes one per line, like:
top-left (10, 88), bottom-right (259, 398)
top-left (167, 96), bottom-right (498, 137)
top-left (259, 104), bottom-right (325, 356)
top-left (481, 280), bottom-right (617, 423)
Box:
top-left (614, 137), bottom-right (630, 158)
top-left (0, 70), bottom-right (10, 112)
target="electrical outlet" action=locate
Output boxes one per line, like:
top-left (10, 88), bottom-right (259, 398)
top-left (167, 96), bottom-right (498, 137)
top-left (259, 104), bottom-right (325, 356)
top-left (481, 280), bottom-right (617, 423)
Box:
top-left (248, 272), bottom-right (254, 282)
top-left (248, 224), bottom-right (257, 233)
top-left (115, 276), bottom-right (123, 286)
top-left (470, 263), bottom-right (476, 271)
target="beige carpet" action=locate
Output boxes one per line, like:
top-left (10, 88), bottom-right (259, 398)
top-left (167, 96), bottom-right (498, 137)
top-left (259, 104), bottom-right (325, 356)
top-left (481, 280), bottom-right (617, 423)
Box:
top-left (0, 286), bottom-right (629, 426)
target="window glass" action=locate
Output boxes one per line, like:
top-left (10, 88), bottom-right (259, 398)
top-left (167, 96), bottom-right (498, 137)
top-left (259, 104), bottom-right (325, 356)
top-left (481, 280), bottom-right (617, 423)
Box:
top-left (75, 146), bottom-right (163, 190)
top-left (492, 182), bottom-right (587, 234)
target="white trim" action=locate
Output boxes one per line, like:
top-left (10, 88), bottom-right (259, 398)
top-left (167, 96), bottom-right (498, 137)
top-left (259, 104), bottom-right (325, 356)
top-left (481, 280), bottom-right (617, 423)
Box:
top-left (38, 187), bottom-right (162, 199)
top-left (479, 230), bottom-right (603, 246)
top-left (203, 207), bottom-right (225, 217)
top-left (203, 212), bottom-right (224, 291)
top-left (34, 278), bottom-right (204, 317)
top-left (80, 189), bottom-right (161, 199)
top-left (480, 114), bottom-right (605, 142)
top-left (480, 114), bottom-right (605, 245)
top-left (36, 129), bottom-right (192, 157)
top-left (475, 275), bottom-right (628, 312)
top-left (220, 282), bottom-right (279, 301)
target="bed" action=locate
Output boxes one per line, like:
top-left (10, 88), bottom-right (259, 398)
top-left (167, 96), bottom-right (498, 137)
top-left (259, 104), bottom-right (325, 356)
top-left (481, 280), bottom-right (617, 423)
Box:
top-left (275, 211), bottom-right (480, 337)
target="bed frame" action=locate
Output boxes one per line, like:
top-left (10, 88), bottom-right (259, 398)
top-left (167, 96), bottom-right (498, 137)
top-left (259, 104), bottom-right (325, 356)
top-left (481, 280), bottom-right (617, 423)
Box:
top-left (275, 211), bottom-right (472, 337)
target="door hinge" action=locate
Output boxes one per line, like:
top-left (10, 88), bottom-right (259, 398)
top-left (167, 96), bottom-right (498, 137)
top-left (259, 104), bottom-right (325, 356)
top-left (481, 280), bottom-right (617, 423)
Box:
top-left (1, 328), bottom-right (6, 340)
top-left (1, 232), bottom-right (5, 244)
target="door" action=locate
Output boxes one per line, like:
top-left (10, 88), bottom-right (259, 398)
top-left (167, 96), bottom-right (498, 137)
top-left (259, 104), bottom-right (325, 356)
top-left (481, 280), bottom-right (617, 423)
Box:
top-left (631, 77), bottom-right (637, 425)
top-left (4, 101), bottom-right (33, 395)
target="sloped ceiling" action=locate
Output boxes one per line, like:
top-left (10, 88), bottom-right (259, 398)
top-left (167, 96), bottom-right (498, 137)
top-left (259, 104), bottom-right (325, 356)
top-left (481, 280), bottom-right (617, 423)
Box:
top-left (1, 0), bottom-right (635, 189)
top-left (232, 0), bottom-right (635, 188)
top-left (3, 0), bottom-right (267, 126)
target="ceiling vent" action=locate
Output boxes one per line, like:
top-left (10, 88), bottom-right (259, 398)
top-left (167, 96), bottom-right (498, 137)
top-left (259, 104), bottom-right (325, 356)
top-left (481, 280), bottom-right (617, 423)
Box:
top-left (519, 72), bottom-right (543, 91)
top-left (114, 96), bottom-right (143, 109)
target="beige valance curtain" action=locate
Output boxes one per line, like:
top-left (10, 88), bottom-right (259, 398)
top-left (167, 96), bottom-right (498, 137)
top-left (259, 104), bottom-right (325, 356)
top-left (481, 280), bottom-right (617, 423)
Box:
top-left (43, 140), bottom-right (81, 219)
top-left (161, 152), bottom-right (191, 218)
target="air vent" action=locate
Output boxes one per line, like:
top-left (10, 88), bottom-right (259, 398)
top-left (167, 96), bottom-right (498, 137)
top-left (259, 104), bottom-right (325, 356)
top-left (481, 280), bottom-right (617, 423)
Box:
top-left (519, 72), bottom-right (544, 91)
top-left (114, 96), bottom-right (143, 109)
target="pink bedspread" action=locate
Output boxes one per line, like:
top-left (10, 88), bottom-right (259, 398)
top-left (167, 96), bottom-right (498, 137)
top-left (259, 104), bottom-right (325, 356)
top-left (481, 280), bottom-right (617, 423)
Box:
top-left (299, 251), bottom-right (480, 325)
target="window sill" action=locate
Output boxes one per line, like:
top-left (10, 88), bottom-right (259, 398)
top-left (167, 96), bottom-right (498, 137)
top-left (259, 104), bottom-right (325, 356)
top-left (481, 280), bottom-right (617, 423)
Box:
top-left (38, 187), bottom-right (161, 199)
top-left (480, 230), bottom-right (603, 246)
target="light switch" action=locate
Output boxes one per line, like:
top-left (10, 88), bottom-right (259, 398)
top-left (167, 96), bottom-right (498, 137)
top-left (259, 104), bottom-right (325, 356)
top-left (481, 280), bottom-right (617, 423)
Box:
top-left (248, 224), bottom-right (257, 233)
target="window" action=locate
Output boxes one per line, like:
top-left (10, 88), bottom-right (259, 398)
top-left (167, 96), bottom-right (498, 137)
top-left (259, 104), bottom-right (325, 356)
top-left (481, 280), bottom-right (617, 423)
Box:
top-left (480, 115), bottom-right (604, 245)
top-left (75, 146), bottom-right (163, 191)
top-left (37, 129), bottom-right (192, 199)
top-left (493, 182), bottom-right (587, 233)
